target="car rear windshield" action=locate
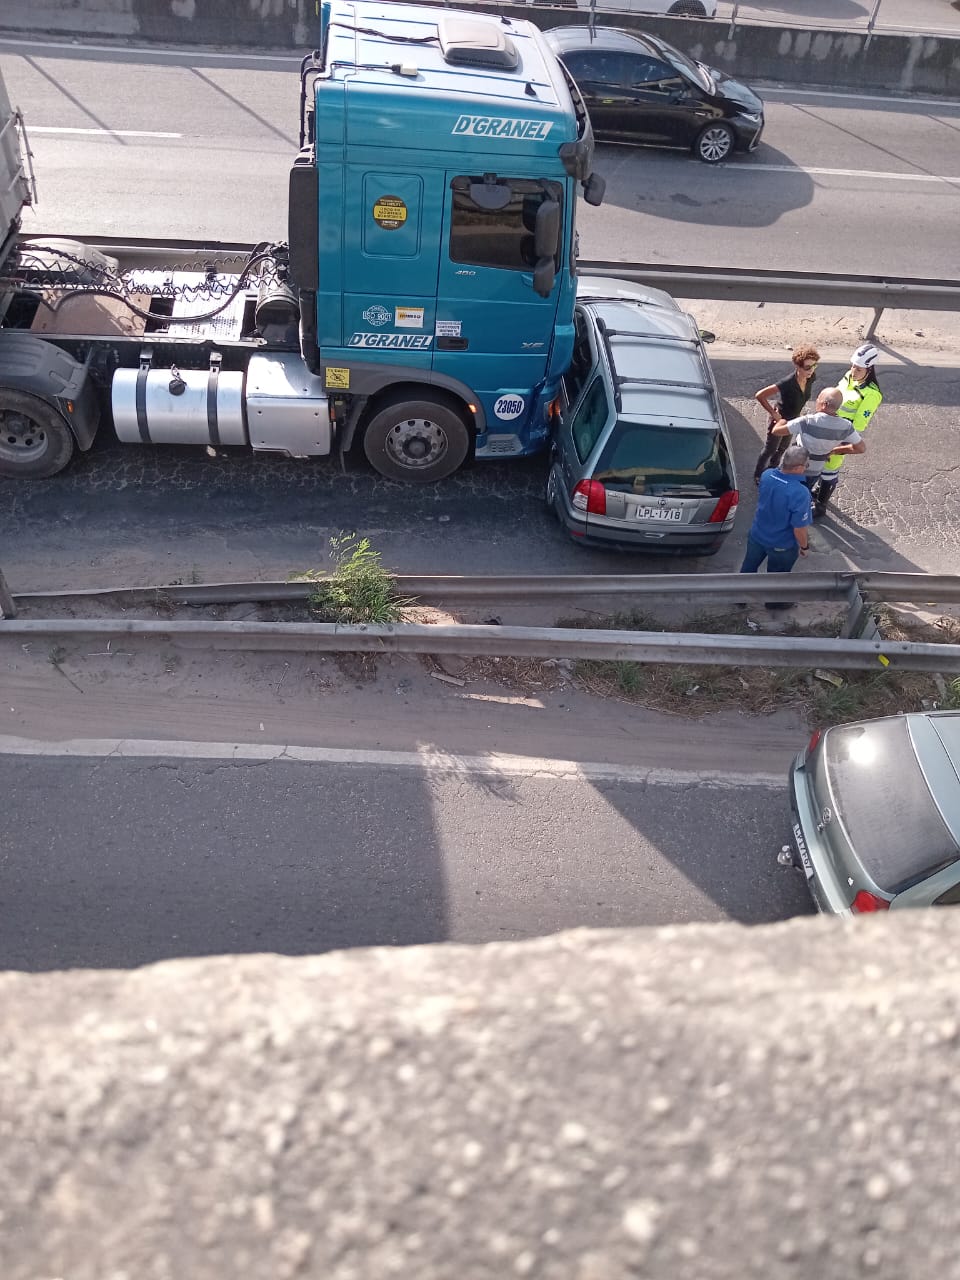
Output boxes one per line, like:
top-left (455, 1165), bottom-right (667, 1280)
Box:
top-left (592, 423), bottom-right (732, 496)
top-left (825, 718), bottom-right (960, 893)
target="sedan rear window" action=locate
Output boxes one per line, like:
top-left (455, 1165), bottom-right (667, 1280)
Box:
top-left (592, 422), bottom-right (732, 495)
top-left (825, 719), bottom-right (960, 894)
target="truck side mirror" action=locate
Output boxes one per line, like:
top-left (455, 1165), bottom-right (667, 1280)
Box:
top-left (534, 199), bottom-right (561, 260)
top-left (533, 257), bottom-right (556, 298)
top-left (582, 173), bottom-right (605, 207)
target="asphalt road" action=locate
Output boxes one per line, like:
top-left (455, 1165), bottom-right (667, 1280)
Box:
top-left (0, 746), bottom-right (811, 971)
top-left (1, 43), bottom-right (959, 276)
top-left (1, 348), bottom-right (957, 589)
top-left (0, 45), bottom-right (957, 585)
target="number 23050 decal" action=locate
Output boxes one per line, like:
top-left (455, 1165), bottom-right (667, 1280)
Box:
top-left (494, 395), bottom-right (526, 421)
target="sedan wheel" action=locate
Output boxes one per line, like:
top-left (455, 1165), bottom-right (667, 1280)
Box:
top-left (669, 0), bottom-right (707, 12)
top-left (694, 122), bottom-right (735, 164)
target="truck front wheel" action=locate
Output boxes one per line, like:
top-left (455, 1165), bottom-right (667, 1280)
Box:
top-left (0, 390), bottom-right (75, 478)
top-left (362, 392), bottom-right (470, 483)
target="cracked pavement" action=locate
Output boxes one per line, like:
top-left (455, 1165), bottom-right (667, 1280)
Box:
top-left (1, 349), bottom-right (957, 591)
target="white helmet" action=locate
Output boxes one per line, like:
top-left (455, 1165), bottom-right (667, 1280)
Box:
top-left (850, 342), bottom-right (879, 368)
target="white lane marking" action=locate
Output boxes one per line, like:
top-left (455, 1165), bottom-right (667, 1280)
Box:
top-left (24, 129), bottom-right (959, 185)
top-left (0, 36), bottom-right (298, 63)
top-left (29, 125), bottom-right (181, 138)
top-left (743, 163), bottom-right (960, 184)
top-left (0, 734), bottom-right (785, 789)
top-left (761, 86), bottom-right (960, 110)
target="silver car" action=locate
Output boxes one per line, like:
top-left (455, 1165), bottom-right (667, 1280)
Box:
top-left (787, 711), bottom-right (960, 915)
top-left (546, 279), bottom-right (738, 554)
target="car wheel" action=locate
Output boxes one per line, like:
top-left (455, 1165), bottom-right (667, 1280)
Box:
top-left (668, 0), bottom-right (707, 13)
top-left (694, 122), bottom-right (735, 164)
top-left (545, 468), bottom-right (558, 512)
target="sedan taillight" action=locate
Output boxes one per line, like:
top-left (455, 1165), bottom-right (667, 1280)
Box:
top-left (851, 890), bottom-right (890, 913)
top-left (708, 489), bottom-right (739, 523)
top-left (572, 479), bottom-right (607, 516)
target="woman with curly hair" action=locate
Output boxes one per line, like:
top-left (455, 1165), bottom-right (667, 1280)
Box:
top-left (752, 344), bottom-right (820, 484)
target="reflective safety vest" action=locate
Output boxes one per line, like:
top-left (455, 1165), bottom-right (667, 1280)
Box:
top-left (821, 372), bottom-right (883, 475)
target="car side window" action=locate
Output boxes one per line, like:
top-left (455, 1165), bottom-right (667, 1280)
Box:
top-left (934, 882), bottom-right (960, 906)
top-left (564, 51), bottom-right (634, 87)
top-left (571, 376), bottom-right (611, 464)
top-left (562, 309), bottom-right (596, 407)
top-left (561, 52), bottom-right (606, 84)
top-left (625, 55), bottom-right (684, 92)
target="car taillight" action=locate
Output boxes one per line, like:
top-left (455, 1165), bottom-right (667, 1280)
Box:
top-left (807, 729), bottom-right (822, 754)
top-left (708, 489), bottom-right (739, 523)
top-left (572, 479), bottom-right (607, 515)
top-left (851, 890), bottom-right (890, 913)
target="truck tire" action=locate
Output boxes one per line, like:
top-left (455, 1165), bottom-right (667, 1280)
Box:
top-left (0, 389), bottom-right (75, 478)
top-left (362, 392), bottom-right (470, 483)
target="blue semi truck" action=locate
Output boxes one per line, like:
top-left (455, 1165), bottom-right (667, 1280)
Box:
top-left (0, 1), bottom-right (604, 483)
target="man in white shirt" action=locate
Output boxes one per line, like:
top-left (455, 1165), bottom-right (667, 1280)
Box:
top-left (772, 387), bottom-right (865, 505)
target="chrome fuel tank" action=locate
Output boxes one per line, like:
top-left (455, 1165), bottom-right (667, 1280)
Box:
top-left (112, 363), bottom-right (246, 447)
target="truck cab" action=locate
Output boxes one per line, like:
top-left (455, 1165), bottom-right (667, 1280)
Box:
top-left (290, 0), bottom-right (603, 480)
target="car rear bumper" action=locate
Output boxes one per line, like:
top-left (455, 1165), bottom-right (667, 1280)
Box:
top-left (788, 753), bottom-right (852, 917)
top-left (556, 505), bottom-right (729, 554)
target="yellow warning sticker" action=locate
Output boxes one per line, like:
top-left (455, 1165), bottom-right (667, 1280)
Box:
top-left (373, 195), bottom-right (408, 229)
top-left (325, 367), bottom-right (350, 390)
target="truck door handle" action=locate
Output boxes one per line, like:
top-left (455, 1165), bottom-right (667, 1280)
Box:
top-left (437, 336), bottom-right (468, 351)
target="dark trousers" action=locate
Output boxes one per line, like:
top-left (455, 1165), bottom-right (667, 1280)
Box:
top-left (740, 536), bottom-right (799, 575)
top-left (753, 425), bottom-right (788, 480)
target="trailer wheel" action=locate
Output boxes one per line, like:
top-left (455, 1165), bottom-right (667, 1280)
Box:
top-left (362, 392), bottom-right (470, 483)
top-left (0, 390), bottom-right (75, 478)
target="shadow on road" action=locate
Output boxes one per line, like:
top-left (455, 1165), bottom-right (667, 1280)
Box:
top-left (595, 142), bottom-right (815, 229)
top-left (0, 756), bottom-right (455, 970)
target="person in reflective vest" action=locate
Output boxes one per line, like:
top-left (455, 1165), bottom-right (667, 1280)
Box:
top-left (813, 342), bottom-right (882, 516)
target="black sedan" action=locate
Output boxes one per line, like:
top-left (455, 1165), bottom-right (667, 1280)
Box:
top-left (544, 26), bottom-right (764, 163)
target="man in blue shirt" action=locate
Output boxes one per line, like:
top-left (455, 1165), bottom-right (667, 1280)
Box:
top-left (740, 445), bottom-right (812, 606)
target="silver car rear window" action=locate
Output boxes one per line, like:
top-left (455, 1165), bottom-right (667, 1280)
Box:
top-left (825, 719), bottom-right (960, 893)
top-left (592, 423), bottom-right (733, 495)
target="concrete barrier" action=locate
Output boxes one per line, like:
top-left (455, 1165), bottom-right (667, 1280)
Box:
top-left (1, 0), bottom-right (959, 98)
top-left (2, 915), bottom-right (960, 1278)
top-left (522, 8), bottom-right (960, 97)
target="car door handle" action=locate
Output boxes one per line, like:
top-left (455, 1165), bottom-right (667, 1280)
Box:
top-left (437, 336), bottom-right (468, 351)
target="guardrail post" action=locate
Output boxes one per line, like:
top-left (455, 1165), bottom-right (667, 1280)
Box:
top-left (841, 581), bottom-right (878, 641)
top-left (865, 306), bottom-right (884, 340)
top-left (0, 567), bottom-right (16, 619)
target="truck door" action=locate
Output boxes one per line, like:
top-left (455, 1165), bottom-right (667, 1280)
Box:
top-left (338, 168), bottom-right (444, 363)
top-left (435, 174), bottom-right (562, 395)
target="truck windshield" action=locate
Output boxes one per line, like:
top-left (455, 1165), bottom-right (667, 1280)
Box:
top-left (450, 177), bottom-right (562, 273)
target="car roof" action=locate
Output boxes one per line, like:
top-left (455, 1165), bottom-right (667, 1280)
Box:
top-left (585, 299), bottom-right (719, 427)
top-left (543, 26), bottom-right (660, 58)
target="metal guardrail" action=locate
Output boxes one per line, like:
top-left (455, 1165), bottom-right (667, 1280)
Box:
top-left (9, 570), bottom-right (860, 607)
top-left (579, 261), bottom-right (960, 339)
top-left (20, 237), bottom-right (960, 340)
top-left (10, 569), bottom-right (960, 609)
top-left (4, 570), bottom-right (960, 670)
top-left (3, 617), bottom-right (960, 672)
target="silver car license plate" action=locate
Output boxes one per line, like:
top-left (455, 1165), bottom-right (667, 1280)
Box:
top-left (634, 506), bottom-right (683, 522)
top-left (792, 822), bottom-right (814, 879)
